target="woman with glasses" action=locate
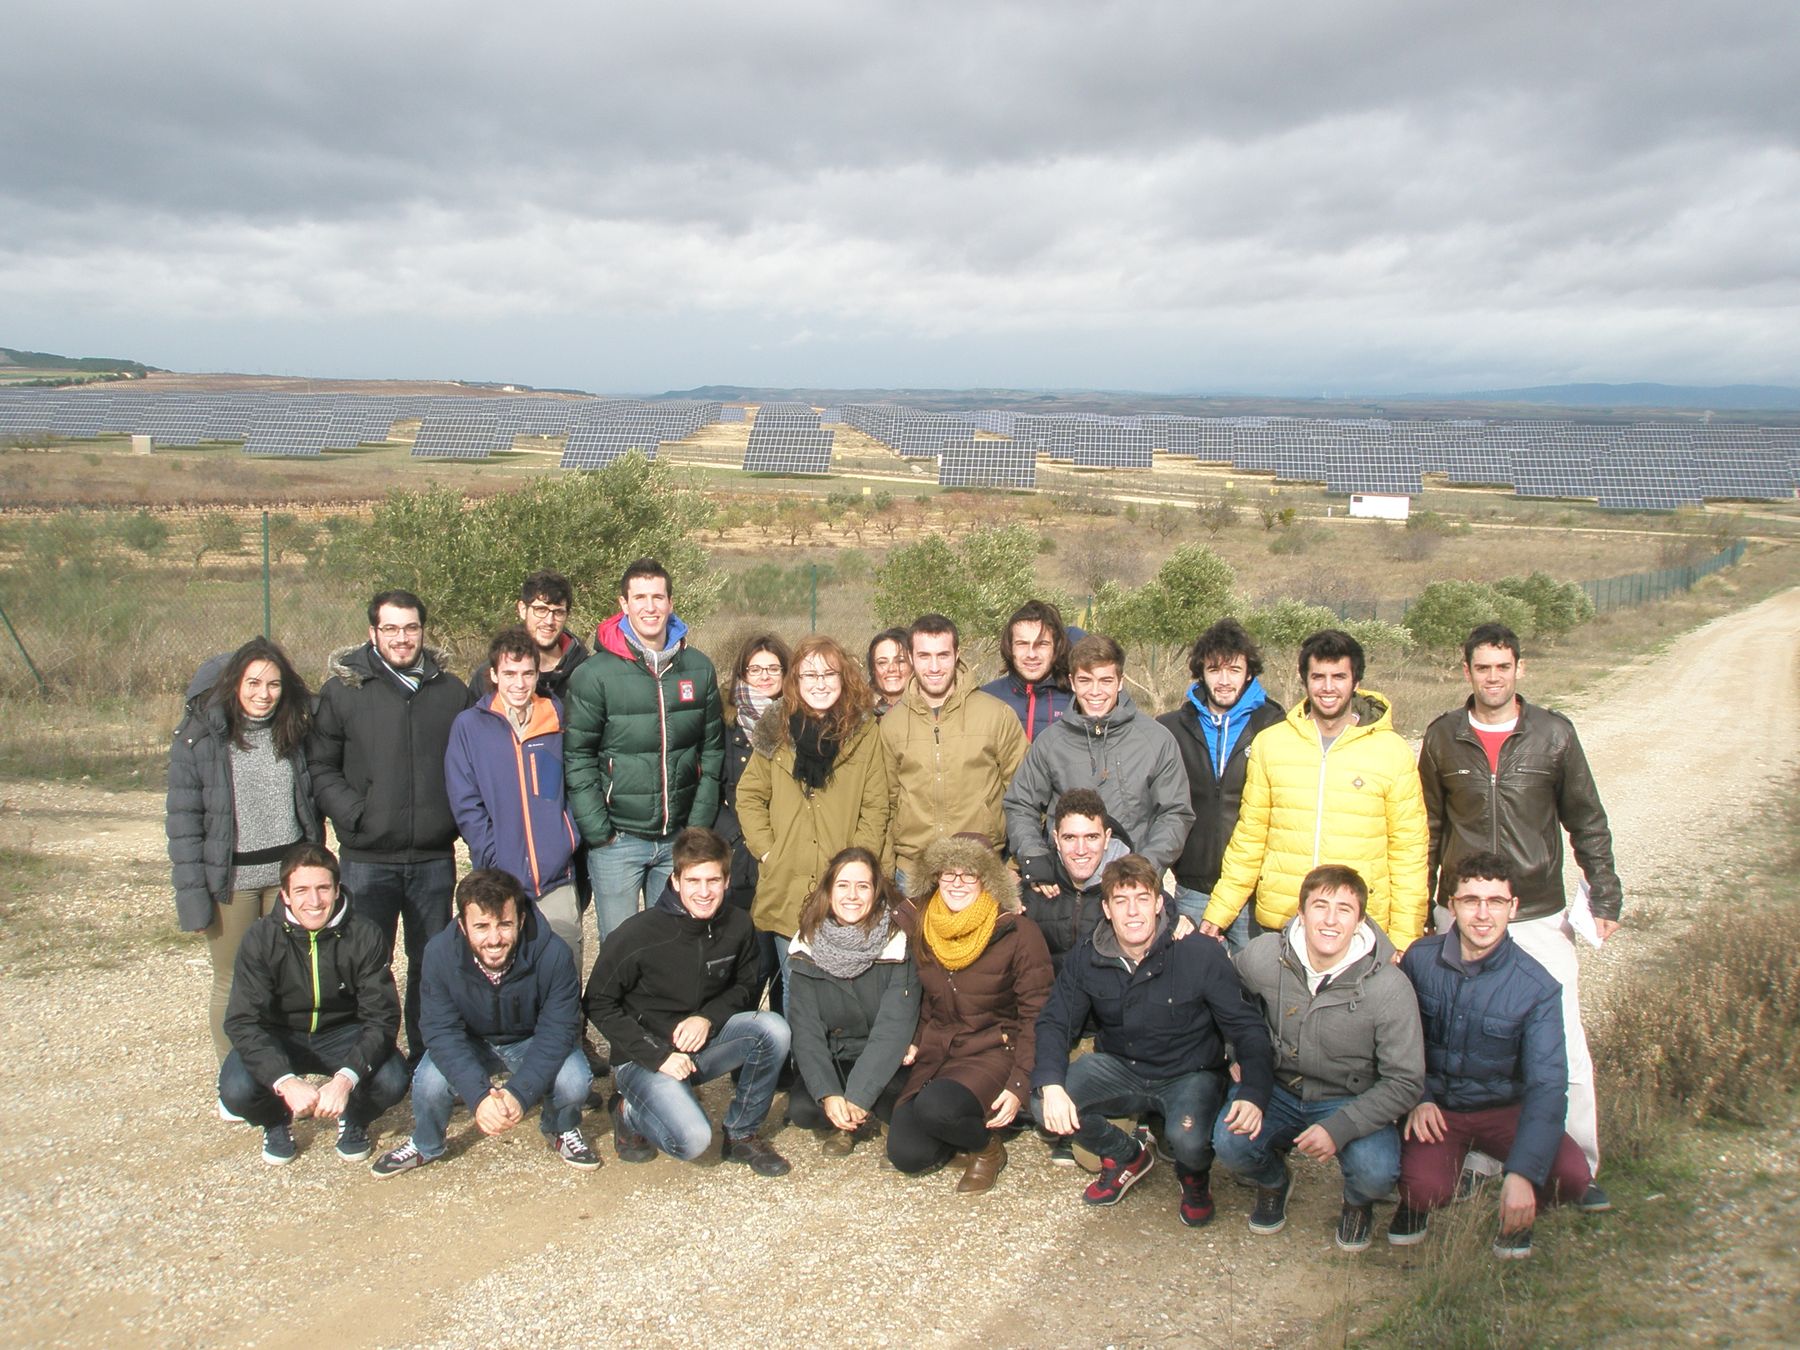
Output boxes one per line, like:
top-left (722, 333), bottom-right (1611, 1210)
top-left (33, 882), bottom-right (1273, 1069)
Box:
top-left (785, 847), bottom-right (918, 1156)
top-left (887, 834), bottom-right (1054, 1193)
top-left (717, 634), bottom-right (792, 1005)
top-left (866, 628), bottom-right (912, 717)
top-left (738, 636), bottom-right (891, 1002)
top-left (166, 637), bottom-right (323, 1067)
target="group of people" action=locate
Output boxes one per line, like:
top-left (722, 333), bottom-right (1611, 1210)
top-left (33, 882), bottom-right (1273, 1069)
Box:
top-left (168, 557), bottom-right (1623, 1260)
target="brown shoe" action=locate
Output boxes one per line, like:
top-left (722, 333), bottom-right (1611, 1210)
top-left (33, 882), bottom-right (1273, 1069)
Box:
top-left (819, 1128), bottom-right (855, 1157)
top-left (956, 1134), bottom-right (1008, 1193)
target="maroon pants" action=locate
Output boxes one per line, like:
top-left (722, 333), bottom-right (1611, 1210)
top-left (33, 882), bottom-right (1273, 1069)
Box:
top-left (1400, 1103), bottom-right (1592, 1211)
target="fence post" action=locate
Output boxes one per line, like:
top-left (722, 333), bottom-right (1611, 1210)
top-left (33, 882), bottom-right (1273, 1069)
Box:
top-left (0, 600), bottom-right (48, 695)
top-left (809, 564), bottom-right (818, 633)
top-left (262, 510), bottom-right (272, 639)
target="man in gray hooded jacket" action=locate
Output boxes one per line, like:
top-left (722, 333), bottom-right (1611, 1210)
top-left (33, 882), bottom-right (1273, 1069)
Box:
top-left (1213, 863), bottom-right (1425, 1253)
top-left (1004, 634), bottom-right (1193, 880)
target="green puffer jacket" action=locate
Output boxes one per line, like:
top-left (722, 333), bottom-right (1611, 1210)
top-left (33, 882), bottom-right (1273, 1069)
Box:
top-left (562, 612), bottom-right (725, 844)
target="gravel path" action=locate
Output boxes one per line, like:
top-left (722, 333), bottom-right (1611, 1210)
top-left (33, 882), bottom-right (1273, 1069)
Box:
top-left (2, 585), bottom-right (1795, 1349)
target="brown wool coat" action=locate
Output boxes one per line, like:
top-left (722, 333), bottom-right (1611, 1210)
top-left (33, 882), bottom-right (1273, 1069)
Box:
top-left (896, 836), bottom-right (1054, 1109)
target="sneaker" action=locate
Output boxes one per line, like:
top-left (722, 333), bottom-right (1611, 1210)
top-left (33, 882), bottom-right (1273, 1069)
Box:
top-left (1177, 1167), bottom-right (1215, 1228)
top-left (725, 1134), bottom-right (792, 1177)
top-left (216, 1097), bottom-right (244, 1123)
top-left (262, 1123), bottom-right (296, 1166)
top-left (1038, 1129), bottom-right (1076, 1166)
top-left (1454, 1164), bottom-right (1480, 1202)
top-left (1336, 1201), bottom-right (1374, 1252)
top-left (1388, 1205), bottom-right (1430, 1246)
top-left (550, 1128), bottom-right (602, 1170)
top-left (370, 1140), bottom-right (431, 1178)
top-left (608, 1093), bottom-right (656, 1164)
top-left (1083, 1128), bottom-right (1155, 1206)
top-left (1494, 1225), bottom-right (1534, 1260)
top-left (1576, 1183), bottom-right (1612, 1213)
top-left (335, 1118), bottom-right (371, 1162)
top-left (1248, 1168), bottom-right (1291, 1235)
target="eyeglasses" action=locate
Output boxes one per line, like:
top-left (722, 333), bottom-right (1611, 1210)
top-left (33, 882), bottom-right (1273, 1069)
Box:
top-left (745, 663), bottom-right (784, 679)
top-left (940, 870), bottom-right (979, 887)
top-left (797, 669), bottom-right (842, 685)
top-left (525, 603), bottom-right (569, 621)
top-left (1449, 894), bottom-right (1510, 911)
top-left (376, 623), bottom-right (423, 637)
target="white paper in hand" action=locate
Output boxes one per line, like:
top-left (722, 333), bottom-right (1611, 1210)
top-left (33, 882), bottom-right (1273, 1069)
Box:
top-left (1567, 878), bottom-right (1602, 949)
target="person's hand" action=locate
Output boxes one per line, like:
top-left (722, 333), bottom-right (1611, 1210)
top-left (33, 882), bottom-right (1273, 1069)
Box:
top-left (658, 1052), bottom-right (696, 1080)
top-left (1172, 915), bottom-right (1197, 940)
top-left (902, 1043), bottom-right (917, 1065)
top-left (671, 1016), bottom-right (711, 1053)
top-left (1405, 1101), bottom-right (1447, 1143)
top-left (842, 1100), bottom-right (870, 1127)
top-left (822, 1095), bottom-right (859, 1132)
top-left (312, 1072), bottom-right (354, 1120)
top-left (1220, 1098), bottom-right (1262, 1137)
top-left (1199, 920), bottom-right (1224, 942)
top-left (275, 1077), bottom-right (321, 1119)
top-left (1595, 917), bottom-right (1621, 943)
top-left (1038, 1084), bottom-right (1080, 1136)
top-left (1498, 1172), bottom-right (1538, 1234)
top-left (1228, 1061), bottom-right (1242, 1083)
top-left (1293, 1123), bottom-right (1338, 1161)
top-left (1032, 882), bottom-right (1060, 898)
top-left (474, 1087), bottom-right (524, 1135)
top-left (986, 1089), bottom-right (1021, 1128)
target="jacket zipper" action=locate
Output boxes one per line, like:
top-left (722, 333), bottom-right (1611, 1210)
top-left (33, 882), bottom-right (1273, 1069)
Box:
top-left (1312, 732), bottom-right (1330, 864)
top-left (655, 666), bottom-right (671, 833)
top-left (308, 930), bottom-right (322, 1033)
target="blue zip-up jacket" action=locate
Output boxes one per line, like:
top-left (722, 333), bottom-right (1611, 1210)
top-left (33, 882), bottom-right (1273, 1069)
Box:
top-left (1158, 679), bottom-right (1285, 894)
top-left (1400, 931), bottom-right (1569, 1186)
top-left (980, 675), bottom-right (1075, 743)
top-left (445, 692), bottom-right (579, 899)
top-left (417, 901), bottom-right (582, 1114)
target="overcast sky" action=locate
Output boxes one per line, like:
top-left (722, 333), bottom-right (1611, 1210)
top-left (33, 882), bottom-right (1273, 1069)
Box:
top-left (3, 2), bottom-right (1797, 395)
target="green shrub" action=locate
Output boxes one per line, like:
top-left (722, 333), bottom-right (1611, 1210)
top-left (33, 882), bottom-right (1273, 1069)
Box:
top-left (1246, 598), bottom-right (1342, 649)
top-left (872, 523), bottom-right (1051, 638)
top-left (1091, 544), bottom-right (1237, 646)
top-left (116, 509), bottom-right (170, 557)
top-left (1404, 580), bottom-right (1536, 652)
top-left (1495, 571), bottom-right (1595, 642)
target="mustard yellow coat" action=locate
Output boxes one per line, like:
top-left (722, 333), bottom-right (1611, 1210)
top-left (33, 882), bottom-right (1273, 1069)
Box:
top-left (1203, 690), bottom-right (1428, 949)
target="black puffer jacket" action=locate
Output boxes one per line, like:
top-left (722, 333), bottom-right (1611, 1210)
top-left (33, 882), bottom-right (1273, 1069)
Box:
top-left (306, 643), bottom-right (471, 864)
top-left (165, 654), bottom-right (322, 932)
top-left (467, 631), bottom-right (590, 701)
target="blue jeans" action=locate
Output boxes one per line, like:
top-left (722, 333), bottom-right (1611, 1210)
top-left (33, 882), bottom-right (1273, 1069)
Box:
top-left (613, 1011), bottom-right (791, 1160)
top-left (1033, 1052), bottom-right (1228, 1173)
top-left (341, 856), bottom-right (457, 1063)
top-left (1171, 885), bottom-right (1259, 954)
top-left (408, 1038), bottom-right (593, 1159)
top-left (1211, 1081), bottom-right (1402, 1206)
top-left (218, 1021), bottom-right (409, 1128)
top-left (587, 832), bottom-right (675, 943)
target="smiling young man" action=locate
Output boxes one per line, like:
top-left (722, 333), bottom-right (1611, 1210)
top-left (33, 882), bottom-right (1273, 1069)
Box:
top-left (1004, 634), bottom-right (1194, 885)
top-left (1391, 852), bottom-right (1593, 1260)
top-left (563, 558), bottom-right (725, 947)
top-left (469, 570), bottom-right (590, 701)
top-left (583, 828), bottom-right (791, 1175)
top-left (1202, 629), bottom-right (1428, 952)
top-left (1032, 855), bottom-right (1273, 1225)
top-left (1015, 788), bottom-right (1132, 974)
top-left (980, 599), bottom-right (1079, 742)
top-left (370, 868), bottom-right (596, 1177)
top-left (1213, 865), bottom-right (1424, 1252)
top-left (218, 844), bottom-right (409, 1167)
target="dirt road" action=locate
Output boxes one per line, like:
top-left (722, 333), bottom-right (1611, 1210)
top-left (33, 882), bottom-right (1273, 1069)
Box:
top-left (2, 586), bottom-right (1795, 1349)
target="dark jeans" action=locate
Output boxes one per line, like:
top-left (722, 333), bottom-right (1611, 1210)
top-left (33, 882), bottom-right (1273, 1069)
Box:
top-left (1399, 1102), bottom-right (1592, 1212)
top-left (342, 856), bottom-right (456, 1062)
top-left (1034, 1053), bottom-right (1229, 1173)
top-left (217, 1021), bottom-right (409, 1128)
top-left (787, 1058), bottom-right (906, 1131)
top-left (887, 1080), bottom-right (990, 1174)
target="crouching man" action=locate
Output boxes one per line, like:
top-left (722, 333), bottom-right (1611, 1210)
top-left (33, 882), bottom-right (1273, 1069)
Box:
top-left (371, 868), bottom-right (596, 1176)
top-left (584, 827), bottom-right (792, 1176)
top-left (218, 843), bottom-right (408, 1166)
top-left (1391, 851), bottom-right (1593, 1259)
top-left (1213, 864), bottom-right (1424, 1251)
top-left (1032, 855), bottom-right (1273, 1225)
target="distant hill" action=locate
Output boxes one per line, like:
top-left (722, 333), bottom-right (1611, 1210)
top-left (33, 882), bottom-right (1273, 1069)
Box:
top-left (1436, 383), bottom-right (1800, 412)
top-left (0, 346), bottom-right (157, 377)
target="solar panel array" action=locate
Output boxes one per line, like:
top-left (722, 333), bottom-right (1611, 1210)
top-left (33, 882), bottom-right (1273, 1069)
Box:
top-left (743, 422), bottom-right (833, 475)
top-left (411, 410), bottom-right (504, 459)
top-left (938, 436), bottom-right (1036, 489)
top-left (244, 409), bottom-right (333, 457)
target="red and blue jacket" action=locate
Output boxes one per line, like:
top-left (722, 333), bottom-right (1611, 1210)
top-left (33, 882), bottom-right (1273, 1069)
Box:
top-left (445, 692), bottom-right (579, 899)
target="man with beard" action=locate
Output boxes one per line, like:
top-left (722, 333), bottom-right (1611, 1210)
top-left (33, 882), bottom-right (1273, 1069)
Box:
top-left (981, 599), bottom-right (1080, 743)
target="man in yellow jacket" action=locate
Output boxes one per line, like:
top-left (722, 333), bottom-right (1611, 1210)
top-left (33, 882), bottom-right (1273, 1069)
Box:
top-left (1201, 630), bottom-right (1428, 951)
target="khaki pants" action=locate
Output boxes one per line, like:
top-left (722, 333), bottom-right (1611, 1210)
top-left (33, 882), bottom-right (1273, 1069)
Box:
top-left (205, 886), bottom-right (280, 1063)
top-left (535, 883), bottom-right (583, 981)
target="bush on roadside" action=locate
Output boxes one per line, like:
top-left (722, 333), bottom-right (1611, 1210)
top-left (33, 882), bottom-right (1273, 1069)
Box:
top-left (871, 523), bottom-right (1050, 639)
top-left (1496, 571), bottom-right (1595, 643)
top-left (1404, 580), bottom-right (1537, 652)
top-left (1090, 544), bottom-right (1237, 647)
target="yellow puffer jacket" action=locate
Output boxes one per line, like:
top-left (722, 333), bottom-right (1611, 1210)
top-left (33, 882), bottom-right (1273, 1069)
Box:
top-left (1203, 689), bottom-right (1428, 949)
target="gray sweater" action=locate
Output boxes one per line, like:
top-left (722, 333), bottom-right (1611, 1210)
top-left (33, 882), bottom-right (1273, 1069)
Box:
top-left (230, 719), bottom-right (301, 890)
top-left (1232, 919), bottom-right (1425, 1150)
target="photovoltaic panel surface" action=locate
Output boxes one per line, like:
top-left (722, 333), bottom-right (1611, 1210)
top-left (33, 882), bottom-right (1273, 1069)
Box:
top-left (411, 411), bottom-right (501, 459)
top-left (938, 437), bottom-right (1036, 489)
top-left (244, 409), bottom-right (332, 457)
top-left (743, 425), bottom-right (832, 474)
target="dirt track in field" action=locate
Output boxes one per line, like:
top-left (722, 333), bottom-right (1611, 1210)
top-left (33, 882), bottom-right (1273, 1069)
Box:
top-left (1, 586), bottom-right (1795, 1348)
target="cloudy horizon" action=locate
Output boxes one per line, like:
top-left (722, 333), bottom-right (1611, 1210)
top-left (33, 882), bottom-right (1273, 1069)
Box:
top-left (4, 2), bottom-right (1797, 396)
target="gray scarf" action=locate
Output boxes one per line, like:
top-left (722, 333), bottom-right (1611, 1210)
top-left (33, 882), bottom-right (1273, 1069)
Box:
top-left (809, 913), bottom-right (894, 980)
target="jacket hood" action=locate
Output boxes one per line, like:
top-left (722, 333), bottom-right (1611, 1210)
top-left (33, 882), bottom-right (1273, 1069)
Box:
top-left (595, 610), bottom-right (690, 663)
top-left (1091, 907), bottom-right (1174, 963)
top-left (477, 690), bottom-right (564, 739)
top-left (1062, 687), bottom-right (1142, 736)
top-left (282, 888), bottom-right (351, 933)
top-left (1276, 913), bottom-right (1396, 984)
top-left (909, 835), bottom-right (1020, 912)
top-left (184, 651), bottom-right (233, 708)
top-left (1186, 675), bottom-right (1270, 724)
top-left (897, 660), bottom-right (980, 718)
top-left (326, 642), bottom-right (452, 688)
top-left (1287, 686), bottom-right (1395, 742)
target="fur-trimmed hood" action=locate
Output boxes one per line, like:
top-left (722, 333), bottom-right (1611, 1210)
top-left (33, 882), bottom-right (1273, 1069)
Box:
top-left (326, 642), bottom-right (454, 688)
top-left (909, 834), bottom-right (1020, 912)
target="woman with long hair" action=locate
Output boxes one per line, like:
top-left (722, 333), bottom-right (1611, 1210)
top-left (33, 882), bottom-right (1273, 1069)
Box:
top-left (866, 628), bottom-right (911, 717)
top-left (715, 633), bottom-right (791, 1006)
top-left (166, 637), bottom-right (322, 1064)
top-left (887, 834), bottom-right (1053, 1193)
top-left (785, 848), bottom-right (918, 1156)
top-left (738, 635), bottom-right (891, 999)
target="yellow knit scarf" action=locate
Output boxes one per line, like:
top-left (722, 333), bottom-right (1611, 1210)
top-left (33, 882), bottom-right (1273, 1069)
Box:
top-left (922, 892), bottom-right (999, 972)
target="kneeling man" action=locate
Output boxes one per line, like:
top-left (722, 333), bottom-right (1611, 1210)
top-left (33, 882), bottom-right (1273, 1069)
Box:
top-left (218, 843), bottom-right (409, 1166)
top-left (1392, 851), bottom-right (1593, 1259)
top-left (584, 827), bottom-right (792, 1175)
top-left (1033, 855), bottom-right (1273, 1224)
top-left (371, 868), bottom-right (596, 1176)
top-left (1214, 864), bottom-right (1424, 1251)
